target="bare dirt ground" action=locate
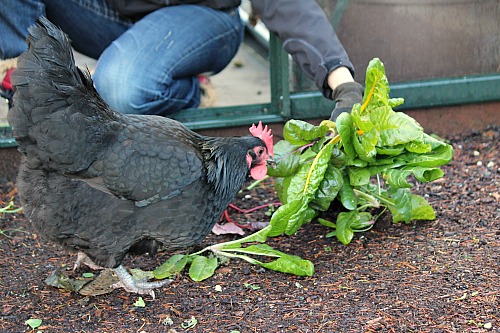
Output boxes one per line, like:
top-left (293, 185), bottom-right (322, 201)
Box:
top-left (0, 125), bottom-right (498, 333)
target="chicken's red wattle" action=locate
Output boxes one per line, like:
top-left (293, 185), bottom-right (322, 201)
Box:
top-left (250, 163), bottom-right (267, 180)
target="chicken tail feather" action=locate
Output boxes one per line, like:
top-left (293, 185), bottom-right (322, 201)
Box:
top-left (8, 16), bottom-right (122, 173)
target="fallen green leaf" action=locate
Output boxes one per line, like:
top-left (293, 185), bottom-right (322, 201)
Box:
top-left (181, 316), bottom-right (198, 329)
top-left (45, 270), bottom-right (88, 292)
top-left (133, 297), bottom-right (146, 307)
top-left (25, 318), bottom-right (42, 329)
top-left (244, 283), bottom-right (261, 290)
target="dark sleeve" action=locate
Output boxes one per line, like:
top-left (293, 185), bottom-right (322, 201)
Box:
top-left (250, 0), bottom-right (354, 98)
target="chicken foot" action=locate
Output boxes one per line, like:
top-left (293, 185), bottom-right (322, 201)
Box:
top-left (74, 253), bottom-right (171, 297)
top-left (112, 265), bottom-right (172, 299)
top-left (73, 252), bottom-right (105, 271)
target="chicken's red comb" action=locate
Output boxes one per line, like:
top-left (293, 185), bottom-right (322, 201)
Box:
top-left (249, 121), bottom-right (274, 156)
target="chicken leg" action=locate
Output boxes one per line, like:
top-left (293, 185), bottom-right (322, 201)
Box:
top-left (112, 265), bottom-right (172, 299)
top-left (73, 252), bottom-right (105, 271)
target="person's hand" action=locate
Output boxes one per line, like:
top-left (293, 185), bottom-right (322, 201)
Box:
top-left (329, 81), bottom-right (364, 121)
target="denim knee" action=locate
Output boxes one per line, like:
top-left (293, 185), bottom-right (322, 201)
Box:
top-left (93, 60), bottom-right (138, 114)
top-left (93, 58), bottom-right (200, 116)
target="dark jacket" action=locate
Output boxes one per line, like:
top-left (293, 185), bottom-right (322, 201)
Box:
top-left (107, 0), bottom-right (354, 98)
top-left (107, 0), bottom-right (241, 17)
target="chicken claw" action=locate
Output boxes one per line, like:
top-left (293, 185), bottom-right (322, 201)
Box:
top-left (73, 252), bottom-right (105, 271)
top-left (112, 265), bottom-right (172, 299)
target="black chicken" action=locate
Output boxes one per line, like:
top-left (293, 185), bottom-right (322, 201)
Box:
top-left (8, 17), bottom-right (274, 296)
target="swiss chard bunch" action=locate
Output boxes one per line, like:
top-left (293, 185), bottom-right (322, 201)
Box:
top-left (267, 58), bottom-right (454, 244)
top-left (149, 58), bottom-right (453, 284)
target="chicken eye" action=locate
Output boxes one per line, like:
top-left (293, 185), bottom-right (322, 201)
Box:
top-left (249, 147), bottom-right (265, 158)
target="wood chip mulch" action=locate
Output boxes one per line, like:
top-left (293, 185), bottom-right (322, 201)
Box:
top-left (0, 126), bottom-right (498, 333)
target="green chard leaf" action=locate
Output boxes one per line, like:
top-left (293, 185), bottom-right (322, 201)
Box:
top-left (351, 126), bottom-right (378, 163)
top-left (388, 188), bottom-right (436, 223)
top-left (401, 141), bottom-right (454, 167)
top-left (318, 218), bottom-right (337, 229)
top-left (333, 211), bottom-right (374, 244)
top-left (228, 244), bottom-right (314, 276)
top-left (283, 119), bottom-right (330, 146)
top-left (133, 297), bottom-right (146, 307)
top-left (388, 188), bottom-right (413, 222)
top-left (237, 227), bottom-right (270, 243)
top-left (284, 161), bottom-right (314, 202)
top-left (153, 254), bottom-right (189, 279)
top-left (188, 256), bottom-right (218, 282)
top-left (302, 143), bottom-right (336, 200)
top-left (336, 112), bottom-right (356, 162)
top-left (310, 164), bottom-right (343, 211)
top-left (338, 174), bottom-right (358, 210)
top-left (347, 167), bottom-right (371, 186)
top-left (412, 166), bottom-right (444, 183)
top-left (268, 198), bottom-right (309, 236)
top-left (274, 177), bottom-right (288, 204)
top-left (267, 140), bottom-right (302, 177)
top-left (384, 166), bottom-right (444, 189)
top-left (256, 255), bottom-right (314, 276)
top-left (330, 147), bottom-right (346, 167)
top-left (224, 243), bottom-right (282, 257)
top-left (362, 58), bottom-right (390, 111)
top-left (376, 145), bottom-right (405, 156)
top-left (404, 195), bottom-right (436, 221)
top-left (388, 97), bottom-right (405, 108)
top-left (269, 198), bottom-right (316, 237)
top-left (404, 140), bottom-right (432, 154)
top-left (373, 107), bottom-right (424, 147)
top-left (383, 169), bottom-right (414, 188)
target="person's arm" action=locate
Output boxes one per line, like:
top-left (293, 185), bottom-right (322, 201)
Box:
top-left (251, 0), bottom-right (353, 96)
top-left (251, 0), bottom-right (363, 120)
top-left (328, 67), bottom-right (364, 121)
top-left (327, 66), bottom-right (353, 90)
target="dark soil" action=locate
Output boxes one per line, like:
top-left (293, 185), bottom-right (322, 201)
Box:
top-left (1, 126), bottom-right (498, 333)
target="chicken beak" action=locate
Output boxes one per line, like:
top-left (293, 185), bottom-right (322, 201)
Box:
top-left (266, 156), bottom-right (276, 168)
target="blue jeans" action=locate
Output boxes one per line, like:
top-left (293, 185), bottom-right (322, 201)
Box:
top-left (0, 0), bottom-right (243, 115)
